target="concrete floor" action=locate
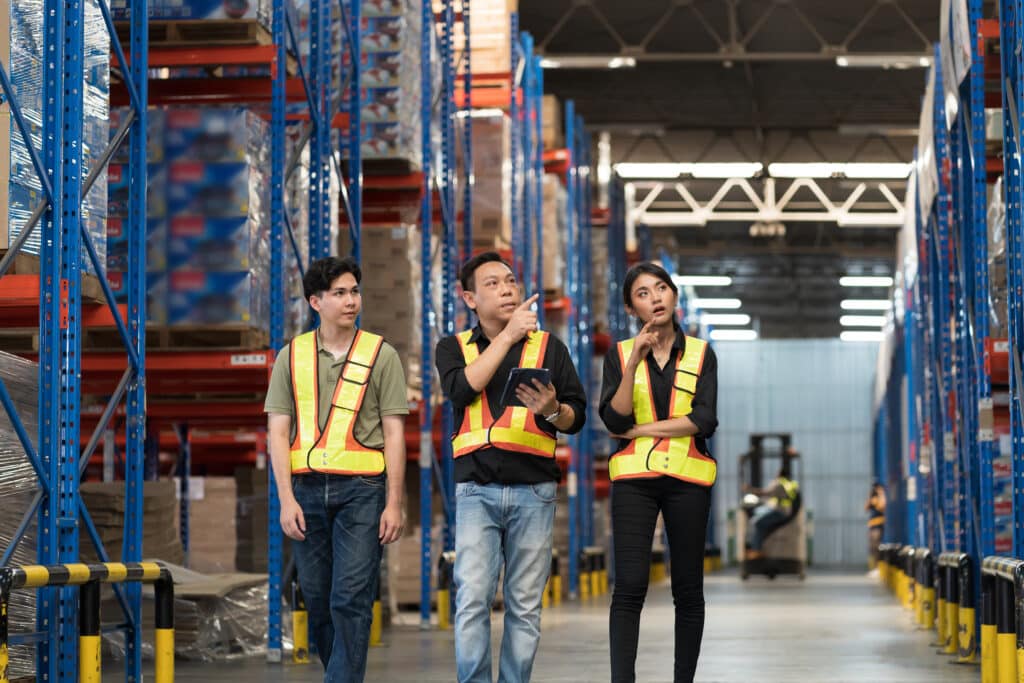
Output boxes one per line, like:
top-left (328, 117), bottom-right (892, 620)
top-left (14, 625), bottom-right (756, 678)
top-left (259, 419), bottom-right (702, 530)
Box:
top-left (156, 571), bottom-right (977, 682)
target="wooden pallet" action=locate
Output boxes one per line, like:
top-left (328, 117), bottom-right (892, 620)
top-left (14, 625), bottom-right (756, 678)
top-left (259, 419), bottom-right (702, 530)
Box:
top-left (114, 19), bottom-right (272, 48)
top-left (0, 250), bottom-right (107, 304)
top-left (0, 328), bottom-right (39, 353)
top-left (82, 324), bottom-right (269, 351)
top-left (544, 287), bottom-right (565, 301)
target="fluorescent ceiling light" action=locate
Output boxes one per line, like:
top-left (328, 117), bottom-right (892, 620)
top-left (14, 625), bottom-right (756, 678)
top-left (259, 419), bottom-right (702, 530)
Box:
top-left (710, 329), bottom-right (758, 341)
top-left (672, 275), bottom-right (732, 287)
top-left (614, 162), bottom-right (763, 180)
top-left (689, 163), bottom-right (762, 179)
top-left (539, 55), bottom-right (637, 70)
top-left (767, 162), bottom-right (912, 179)
top-left (701, 313), bottom-right (751, 326)
top-left (840, 330), bottom-right (885, 342)
top-left (835, 54), bottom-right (933, 69)
top-left (691, 298), bottom-right (742, 310)
top-left (840, 315), bottom-right (887, 327)
top-left (841, 299), bottom-right (893, 311)
top-left (840, 276), bottom-right (894, 288)
top-left (615, 163), bottom-right (686, 179)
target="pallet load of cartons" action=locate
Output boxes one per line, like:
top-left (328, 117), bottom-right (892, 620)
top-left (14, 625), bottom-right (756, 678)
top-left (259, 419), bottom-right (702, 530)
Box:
top-left (111, 0), bottom-right (271, 33)
top-left (359, 223), bottom-right (442, 399)
top-left (283, 127), bottom-right (312, 340)
top-left (455, 111), bottom-right (511, 254)
top-left (164, 108), bottom-right (271, 336)
top-left (2, 0), bottom-right (109, 274)
top-left (234, 465), bottom-right (273, 573)
top-left (79, 480), bottom-right (185, 566)
top-left (988, 175), bottom-right (1008, 338)
top-left (441, 0), bottom-right (516, 78)
top-left (106, 108), bottom-right (168, 324)
top-left (0, 351), bottom-right (40, 681)
top-left (176, 476), bottom-right (238, 573)
top-left (341, 0), bottom-right (431, 167)
top-left (541, 173), bottom-right (566, 297)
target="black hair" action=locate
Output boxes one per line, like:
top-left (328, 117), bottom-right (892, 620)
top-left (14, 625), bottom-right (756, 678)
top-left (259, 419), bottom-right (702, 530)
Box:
top-left (779, 460), bottom-right (793, 479)
top-left (622, 262), bottom-right (678, 308)
top-left (303, 256), bottom-right (362, 301)
top-left (459, 251), bottom-right (513, 292)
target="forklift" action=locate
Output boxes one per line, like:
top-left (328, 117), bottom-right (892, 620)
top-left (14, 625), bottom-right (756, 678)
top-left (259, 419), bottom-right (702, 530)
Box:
top-left (734, 433), bottom-right (807, 580)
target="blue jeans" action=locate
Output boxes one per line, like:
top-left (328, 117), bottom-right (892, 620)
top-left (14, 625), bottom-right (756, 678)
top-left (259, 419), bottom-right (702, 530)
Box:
top-left (747, 505), bottom-right (789, 551)
top-left (291, 473), bottom-right (386, 683)
top-left (454, 481), bottom-right (557, 683)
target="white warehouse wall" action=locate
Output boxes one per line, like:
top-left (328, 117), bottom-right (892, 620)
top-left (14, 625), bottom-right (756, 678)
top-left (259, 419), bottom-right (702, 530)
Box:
top-left (710, 339), bottom-right (879, 568)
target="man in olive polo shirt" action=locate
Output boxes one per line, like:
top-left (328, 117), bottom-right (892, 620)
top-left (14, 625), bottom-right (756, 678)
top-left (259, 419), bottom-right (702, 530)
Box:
top-left (265, 256), bottom-right (408, 683)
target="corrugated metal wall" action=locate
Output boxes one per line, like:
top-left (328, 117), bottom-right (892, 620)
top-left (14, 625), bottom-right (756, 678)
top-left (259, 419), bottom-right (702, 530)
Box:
top-left (712, 339), bottom-right (879, 568)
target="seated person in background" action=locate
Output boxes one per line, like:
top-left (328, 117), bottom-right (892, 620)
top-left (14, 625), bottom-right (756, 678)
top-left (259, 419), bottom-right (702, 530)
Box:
top-left (744, 461), bottom-right (799, 560)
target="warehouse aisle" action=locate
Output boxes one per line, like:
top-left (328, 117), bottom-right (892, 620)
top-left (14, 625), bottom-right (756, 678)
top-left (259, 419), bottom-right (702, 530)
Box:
top-left (167, 571), bottom-right (976, 682)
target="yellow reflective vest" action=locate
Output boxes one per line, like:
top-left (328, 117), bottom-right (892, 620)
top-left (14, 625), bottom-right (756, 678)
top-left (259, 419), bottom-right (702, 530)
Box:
top-left (289, 329), bottom-right (387, 475)
top-left (608, 335), bottom-right (717, 486)
top-left (771, 477), bottom-right (799, 512)
top-left (452, 330), bottom-right (557, 458)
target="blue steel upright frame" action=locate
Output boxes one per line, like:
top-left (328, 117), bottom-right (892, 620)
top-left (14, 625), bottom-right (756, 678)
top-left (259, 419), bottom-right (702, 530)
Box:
top-left (0, 0), bottom-right (150, 676)
top-left (1001, 0), bottom-right (1024, 559)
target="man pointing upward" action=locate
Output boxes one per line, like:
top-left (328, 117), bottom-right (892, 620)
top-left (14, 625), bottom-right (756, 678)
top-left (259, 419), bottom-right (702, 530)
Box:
top-left (435, 252), bottom-right (587, 683)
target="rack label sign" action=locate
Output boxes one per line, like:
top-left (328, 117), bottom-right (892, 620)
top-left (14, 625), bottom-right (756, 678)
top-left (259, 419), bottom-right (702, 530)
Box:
top-left (231, 353), bottom-right (267, 366)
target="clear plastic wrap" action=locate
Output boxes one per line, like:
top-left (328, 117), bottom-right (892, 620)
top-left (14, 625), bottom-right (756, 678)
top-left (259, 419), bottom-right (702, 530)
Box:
top-left (0, 352), bottom-right (40, 680)
top-left (6, 0), bottom-right (108, 275)
top-left (101, 563), bottom-right (292, 662)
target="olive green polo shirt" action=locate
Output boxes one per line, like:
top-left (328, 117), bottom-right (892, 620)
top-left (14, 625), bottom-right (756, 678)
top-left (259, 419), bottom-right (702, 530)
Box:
top-left (264, 332), bottom-right (409, 452)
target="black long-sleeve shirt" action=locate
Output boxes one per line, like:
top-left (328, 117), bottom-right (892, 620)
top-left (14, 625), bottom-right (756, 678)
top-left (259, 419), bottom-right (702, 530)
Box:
top-left (435, 327), bottom-right (587, 484)
top-left (599, 331), bottom-right (718, 457)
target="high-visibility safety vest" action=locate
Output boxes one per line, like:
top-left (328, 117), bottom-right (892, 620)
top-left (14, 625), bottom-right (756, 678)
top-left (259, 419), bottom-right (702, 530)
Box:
top-left (608, 335), bottom-right (717, 486)
top-left (289, 329), bottom-right (386, 476)
top-left (771, 476), bottom-right (799, 511)
top-left (451, 330), bottom-right (557, 459)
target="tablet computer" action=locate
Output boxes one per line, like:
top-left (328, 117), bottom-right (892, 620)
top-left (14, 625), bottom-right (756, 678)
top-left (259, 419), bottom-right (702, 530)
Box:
top-left (499, 367), bottom-right (552, 409)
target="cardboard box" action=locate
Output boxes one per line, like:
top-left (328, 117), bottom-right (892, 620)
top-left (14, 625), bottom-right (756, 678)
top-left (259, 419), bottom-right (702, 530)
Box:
top-left (542, 95), bottom-right (563, 149)
top-left (108, 163), bottom-right (167, 217)
top-left (107, 270), bottom-right (168, 324)
top-left (106, 216), bottom-right (168, 272)
top-left (164, 107), bottom-right (267, 165)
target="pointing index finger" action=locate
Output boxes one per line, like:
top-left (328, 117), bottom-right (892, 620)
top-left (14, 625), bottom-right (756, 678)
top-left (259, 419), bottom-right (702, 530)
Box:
top-left (518, 294), bottom-right (539, 310)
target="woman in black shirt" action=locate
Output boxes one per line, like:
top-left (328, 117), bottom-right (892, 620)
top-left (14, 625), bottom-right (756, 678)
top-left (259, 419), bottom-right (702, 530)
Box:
top-left (600, 262), bottom-right (719, 683)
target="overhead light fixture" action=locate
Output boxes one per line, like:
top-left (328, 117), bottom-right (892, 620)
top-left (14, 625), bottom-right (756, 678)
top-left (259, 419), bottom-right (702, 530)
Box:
top-left (840, 330), bottom-right (885, 342)
top-left (840, 315), bottom-right (887, 327)
top-left (539, 55), bottom-right (637, 70)
top-left (672, 275), bottom-right (733, 287)
top-left (840, 276), bottom-right (894, 288)
top-left (838, 124), bottom-right (919, 138)
top-left (835, 54), bottom-right (933, 69)
top-left (614, 162), bottom-right (763, 180)
top-left (710, 329), bottom-right (758, 341)
top-left (701, 313), bottom-right (751, 326)
top-left (691, 298), bottom-right (742, 310)
top-left (840, 299), bottom-right (893, 311)
top-left (767, 162), bottom-right (912, 179)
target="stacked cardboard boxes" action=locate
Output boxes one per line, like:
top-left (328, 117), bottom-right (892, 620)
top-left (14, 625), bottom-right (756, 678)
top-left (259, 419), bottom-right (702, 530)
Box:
top-left (441, 0), bottom-right (517, 76)
top-left (79, 480), bottom-right (185, 566)
top-left (989, 176), bottom-right (1008, 337)
top-left (235, 465), bottom-right (272, 573)
top-left (177, 476), bottom-right (238, 574)
top-left (458, 112), bottom-right (511, 253)
top-left (542, 95), bottom-right (563, 149)
top-left (2, 0), bottom-right (109, 275)
top-left (359, 224), bottom-right (442, 395)
top-left (541, 173), bottom-right (566, 293)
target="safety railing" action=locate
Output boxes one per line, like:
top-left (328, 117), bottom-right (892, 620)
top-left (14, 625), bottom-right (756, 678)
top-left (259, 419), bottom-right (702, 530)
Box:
top-left (0, 561), bottom-right (173, 683)
top-left (938, 552), bottom-right (977, 663)
top-left (980, 556), bottom-right (1024, 682)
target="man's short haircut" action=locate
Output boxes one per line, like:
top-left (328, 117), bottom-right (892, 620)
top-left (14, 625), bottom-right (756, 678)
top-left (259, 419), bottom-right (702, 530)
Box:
top-left (459, 251), bottom-right (512, 292)
top-left (304, 256), bottom-right (362, 301)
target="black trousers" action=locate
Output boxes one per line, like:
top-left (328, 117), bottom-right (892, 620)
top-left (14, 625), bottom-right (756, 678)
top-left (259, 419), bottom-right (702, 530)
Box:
top-left (609, 477), bottom-right (711, 683)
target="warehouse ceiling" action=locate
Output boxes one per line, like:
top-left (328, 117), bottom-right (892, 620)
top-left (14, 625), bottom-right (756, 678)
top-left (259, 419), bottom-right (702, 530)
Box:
top-left (518, 0), bottom-right (971, 338)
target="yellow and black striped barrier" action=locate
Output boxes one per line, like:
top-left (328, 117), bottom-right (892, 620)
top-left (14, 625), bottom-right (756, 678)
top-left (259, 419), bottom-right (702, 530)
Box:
top-left (582, 547), bottom-right (606, 598)
top-left (877, 543), bottom-right (894, 587)
top-left (578, 550), bottom-right (592, 600)
top-left (0, 561), bottom-right (174, 683)
top-left (370, 580), bottom-right (383, 647)
top-left (649, 548), bottom-right (667, 584)
top-left (437, 551), bottom-right (455, 631)
top-left (937, 552), bottom-right (962, 655)
top-left (290, 577), bottom-right (309, 663)
top-left (937, 552), bottom-right (976, 663)
top-left (980, 556), bottom-right (1024, 683)
top-left (549, 550), bottom-right (562, 607)
top-left (897, 546), bottom-right (915, 610)
top-left (913, 548), bottom-right (936, 630)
